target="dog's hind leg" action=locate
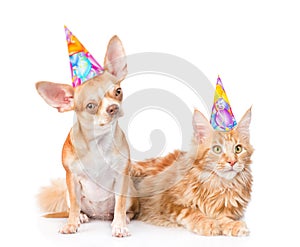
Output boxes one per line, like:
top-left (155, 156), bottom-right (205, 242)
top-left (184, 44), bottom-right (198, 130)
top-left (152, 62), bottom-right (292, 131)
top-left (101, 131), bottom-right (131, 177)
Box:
top-left (79, 212), bottom-right (89, 223)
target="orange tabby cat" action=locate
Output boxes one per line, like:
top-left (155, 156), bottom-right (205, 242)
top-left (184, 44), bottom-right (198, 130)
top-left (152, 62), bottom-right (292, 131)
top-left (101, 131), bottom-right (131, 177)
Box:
top-left (132, 108), bottom-right (253, 236)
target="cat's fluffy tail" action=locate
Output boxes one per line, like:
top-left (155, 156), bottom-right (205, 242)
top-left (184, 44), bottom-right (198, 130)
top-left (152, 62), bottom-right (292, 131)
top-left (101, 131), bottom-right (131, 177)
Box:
top-left (37, 178), bottom-right (68, 214)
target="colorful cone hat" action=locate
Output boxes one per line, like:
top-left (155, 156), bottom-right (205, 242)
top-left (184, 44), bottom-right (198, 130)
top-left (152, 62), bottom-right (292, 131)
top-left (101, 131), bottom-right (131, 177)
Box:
top-left (65, 26), bottom-right (103, 87)
top-left (210, 76), bottom-right (237, 131)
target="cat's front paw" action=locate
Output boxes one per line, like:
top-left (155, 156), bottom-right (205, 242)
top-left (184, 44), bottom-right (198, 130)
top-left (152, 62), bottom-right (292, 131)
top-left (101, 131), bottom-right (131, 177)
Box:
top-left (194, 218), bottom-right (221, 236)
top-left (202, 219), bottom-right (221, 236)
top-left (222, 220), bottom-right (249, 237)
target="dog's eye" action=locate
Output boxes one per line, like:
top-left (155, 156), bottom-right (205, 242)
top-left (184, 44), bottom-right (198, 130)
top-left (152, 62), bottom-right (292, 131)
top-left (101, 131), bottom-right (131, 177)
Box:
top-left (86, 103), bottom-right (97, 113)
top-left (86, 103), bottom-right (95, 109)
top-left (115, 88), bottom-right (122, 96)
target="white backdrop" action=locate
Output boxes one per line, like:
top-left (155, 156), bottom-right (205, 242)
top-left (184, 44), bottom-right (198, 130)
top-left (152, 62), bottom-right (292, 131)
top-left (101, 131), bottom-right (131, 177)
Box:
top-left (1, 0), bottom-right (299, 246)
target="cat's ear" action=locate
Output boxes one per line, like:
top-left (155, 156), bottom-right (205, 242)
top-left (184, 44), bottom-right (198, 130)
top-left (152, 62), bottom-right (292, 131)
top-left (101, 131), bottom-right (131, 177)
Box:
top-left (192, 109), bottom-right (213, 143)
top-left (236, 107), bottom-right (252, 141)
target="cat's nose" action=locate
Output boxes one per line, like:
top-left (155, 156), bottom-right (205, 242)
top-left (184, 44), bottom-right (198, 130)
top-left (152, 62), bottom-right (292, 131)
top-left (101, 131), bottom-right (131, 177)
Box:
top-left (228, 160), bottom-right (237, 167)
top-left (106, 104), bottom-right (119, 115)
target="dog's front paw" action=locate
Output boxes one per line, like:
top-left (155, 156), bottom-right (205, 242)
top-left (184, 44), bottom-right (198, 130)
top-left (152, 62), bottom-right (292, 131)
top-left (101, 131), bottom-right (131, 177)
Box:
top-left (112, 225), bottom-right (131, 237)
top-left (59, 223), bottom-right (79, 234)
top-left (111, 220), bottom-right (131, 238)
top-left (222, 220), bottom-right (249, 237)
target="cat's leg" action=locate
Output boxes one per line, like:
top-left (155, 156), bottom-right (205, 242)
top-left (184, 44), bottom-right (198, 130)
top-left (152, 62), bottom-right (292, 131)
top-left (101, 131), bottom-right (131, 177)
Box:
top-left (218, 217), bottom-right (249, 236)
top-left (177, 207), bottom-right (221, 236)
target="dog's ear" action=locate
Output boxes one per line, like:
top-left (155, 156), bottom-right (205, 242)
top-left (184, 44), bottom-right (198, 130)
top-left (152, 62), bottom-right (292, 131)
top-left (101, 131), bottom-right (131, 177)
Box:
top-left (35, 81), bottom-right (74, 112)
top-left (104, 35), bottom-right (127, 82)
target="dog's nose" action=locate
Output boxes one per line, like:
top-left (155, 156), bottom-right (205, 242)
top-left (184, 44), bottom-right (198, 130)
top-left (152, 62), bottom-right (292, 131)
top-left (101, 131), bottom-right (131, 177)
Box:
top-left (106, 104), bottom-right (119, 115)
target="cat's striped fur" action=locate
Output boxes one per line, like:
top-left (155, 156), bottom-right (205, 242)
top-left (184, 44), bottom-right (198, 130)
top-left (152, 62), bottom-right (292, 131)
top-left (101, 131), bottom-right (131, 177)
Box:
top-left (132, 108), bottom-right (253, 236)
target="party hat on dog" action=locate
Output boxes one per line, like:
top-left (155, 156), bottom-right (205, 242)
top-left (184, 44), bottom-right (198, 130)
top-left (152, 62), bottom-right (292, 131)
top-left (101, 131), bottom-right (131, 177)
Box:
top-left (210, 76), bottom-right (237, 131)
top-left (64, 26), bottom-right (103, 87)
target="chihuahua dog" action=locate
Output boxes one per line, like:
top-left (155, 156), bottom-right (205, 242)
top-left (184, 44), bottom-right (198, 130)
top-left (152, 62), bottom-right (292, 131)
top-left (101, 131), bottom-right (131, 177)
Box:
top-left (36, 36), bottom-right (138, 237)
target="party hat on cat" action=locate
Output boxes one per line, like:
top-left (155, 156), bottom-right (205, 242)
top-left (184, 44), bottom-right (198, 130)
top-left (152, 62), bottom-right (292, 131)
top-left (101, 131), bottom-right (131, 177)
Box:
top-left (210, 76), bottom-right (237, 131)
top-left (64, 26), bottom-right (103, 87)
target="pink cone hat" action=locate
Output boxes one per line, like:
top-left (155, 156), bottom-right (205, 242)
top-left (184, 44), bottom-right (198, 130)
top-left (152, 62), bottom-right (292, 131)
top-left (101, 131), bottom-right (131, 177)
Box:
top-left (210, 76), bottom-right (237, 131)
top-left (64, 26), bottom-right (103, 87)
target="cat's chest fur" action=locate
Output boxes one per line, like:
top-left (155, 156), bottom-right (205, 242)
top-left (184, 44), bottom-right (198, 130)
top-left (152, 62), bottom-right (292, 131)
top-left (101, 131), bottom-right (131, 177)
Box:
top-left (179, 171), bottom-right (252, 219)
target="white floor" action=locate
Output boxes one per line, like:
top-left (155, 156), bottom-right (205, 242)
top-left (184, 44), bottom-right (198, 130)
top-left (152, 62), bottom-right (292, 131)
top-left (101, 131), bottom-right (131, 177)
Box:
top-left (37, 217), bottom-right (250, 247)
top-left (34, 212), bottom-right (295, 247)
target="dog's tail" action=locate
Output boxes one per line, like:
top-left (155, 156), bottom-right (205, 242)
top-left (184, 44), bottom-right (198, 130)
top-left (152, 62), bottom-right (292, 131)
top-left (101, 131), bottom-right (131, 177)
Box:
top-left (37, 178), bottom-right (68, 217)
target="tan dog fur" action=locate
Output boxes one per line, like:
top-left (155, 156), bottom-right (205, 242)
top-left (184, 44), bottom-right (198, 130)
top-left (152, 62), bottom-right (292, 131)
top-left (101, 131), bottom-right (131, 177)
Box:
top-left (36, 36), bottom-right (138, 237)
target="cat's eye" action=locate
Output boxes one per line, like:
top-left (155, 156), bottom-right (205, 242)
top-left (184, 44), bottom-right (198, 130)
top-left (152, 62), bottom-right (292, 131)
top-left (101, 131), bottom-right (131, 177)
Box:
top-left (86, 102), bottom-right (98, 114)
top-left (115, 87), bottom-right (122, 96)
top-left (234, 144), bottom-right (243, 154)
top-left (212, 145), bottom-right (222, 154)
